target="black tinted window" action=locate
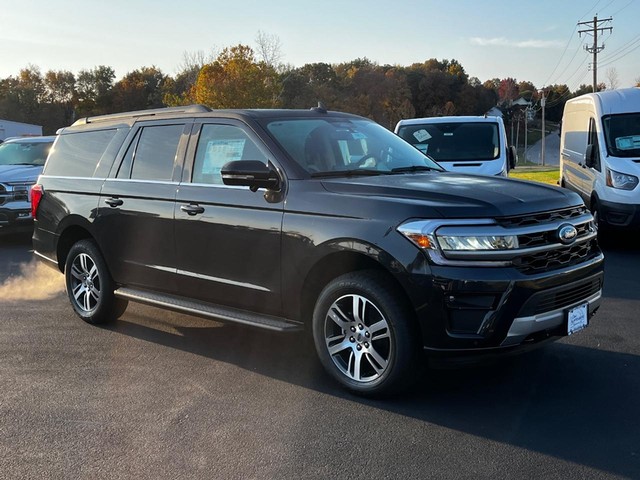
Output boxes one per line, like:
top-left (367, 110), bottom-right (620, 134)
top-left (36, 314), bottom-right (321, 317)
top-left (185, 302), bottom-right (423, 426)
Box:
top-left (45, 129), bottom-right (117, 177)
top-left (192, 124), bottom-right (266, 185)
top-left (130, 125), bottom-right (183, 181)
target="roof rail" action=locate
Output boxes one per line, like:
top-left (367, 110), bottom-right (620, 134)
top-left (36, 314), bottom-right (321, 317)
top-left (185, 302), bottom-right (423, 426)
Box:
top-left (71, 104), bottom-right (212, 126)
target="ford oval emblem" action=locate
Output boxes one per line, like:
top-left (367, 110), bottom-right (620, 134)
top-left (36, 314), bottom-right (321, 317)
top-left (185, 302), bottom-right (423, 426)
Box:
top-left (557, 223), bottom-right (578, 245)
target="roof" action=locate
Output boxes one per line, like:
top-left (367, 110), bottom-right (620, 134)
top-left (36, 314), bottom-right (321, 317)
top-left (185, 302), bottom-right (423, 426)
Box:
top-left (70, 104), bottom-right (363, 128)
top-left (396, 115), bottom-right (503, 127)
top-left (2, 135), bottom-right (56, 144)
top-left (569, 87), bottom-right (640, 115)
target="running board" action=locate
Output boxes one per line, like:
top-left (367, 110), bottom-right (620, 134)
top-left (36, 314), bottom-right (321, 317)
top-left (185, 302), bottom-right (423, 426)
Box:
top-left (114, 287), bottom-right (303, 332)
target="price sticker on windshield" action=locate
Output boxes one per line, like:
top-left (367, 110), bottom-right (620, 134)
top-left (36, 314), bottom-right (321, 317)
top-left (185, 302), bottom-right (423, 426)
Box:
top-left (567, 303), bottom-right (588, 335)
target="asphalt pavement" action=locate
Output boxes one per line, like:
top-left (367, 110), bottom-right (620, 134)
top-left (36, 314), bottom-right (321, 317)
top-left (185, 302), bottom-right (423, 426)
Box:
top-left (524, 130), bottom-right (561, 166)
top-left (0, 232), bottom-right (639, 479)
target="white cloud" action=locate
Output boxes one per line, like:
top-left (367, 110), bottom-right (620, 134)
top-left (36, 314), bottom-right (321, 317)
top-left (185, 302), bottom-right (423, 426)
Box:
top-left (470, 37), bottom-right (563, 48)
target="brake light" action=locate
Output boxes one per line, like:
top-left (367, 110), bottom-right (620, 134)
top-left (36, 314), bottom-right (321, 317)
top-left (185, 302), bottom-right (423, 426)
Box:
top-left (31, 184), bottom-right (44, 219)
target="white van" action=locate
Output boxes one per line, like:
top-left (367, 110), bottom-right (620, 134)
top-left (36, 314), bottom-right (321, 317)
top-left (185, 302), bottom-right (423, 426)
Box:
top-left (394, 116), bottom-right (516, 176)
top-left (560, 87), bottom-right (640, 230)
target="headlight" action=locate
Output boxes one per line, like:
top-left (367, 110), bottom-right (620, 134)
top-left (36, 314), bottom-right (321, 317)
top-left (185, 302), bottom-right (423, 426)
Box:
top-left (397, 219), bottom-right (518, 252)
top-left (437, 234), bottom-right (518, 251)
top-left (606, 168), bottom-right (638, 190)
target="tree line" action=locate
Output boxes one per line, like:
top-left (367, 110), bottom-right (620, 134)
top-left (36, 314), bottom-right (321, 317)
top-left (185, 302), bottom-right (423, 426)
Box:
top-left (0, 42), bottom-right (624, 135)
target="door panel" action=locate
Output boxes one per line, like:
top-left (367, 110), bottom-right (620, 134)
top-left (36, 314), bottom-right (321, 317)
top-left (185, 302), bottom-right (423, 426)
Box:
top-left (174, 122), bottom-right (284, 314)
top-left (96, 122), bottom-right (190, 292)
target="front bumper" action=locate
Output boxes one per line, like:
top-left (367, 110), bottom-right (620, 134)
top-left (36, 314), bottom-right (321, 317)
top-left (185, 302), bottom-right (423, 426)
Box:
top-left (600, 199), bottom-right (640, 229)
top-left (0, 206), bottom-right (34, 235)
top-left (406, 251), bottom-right (604, 352)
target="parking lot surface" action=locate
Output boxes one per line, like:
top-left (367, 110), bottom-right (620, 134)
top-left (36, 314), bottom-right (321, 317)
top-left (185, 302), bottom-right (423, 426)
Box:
top-left (0, 233), bottom-right (638, 479)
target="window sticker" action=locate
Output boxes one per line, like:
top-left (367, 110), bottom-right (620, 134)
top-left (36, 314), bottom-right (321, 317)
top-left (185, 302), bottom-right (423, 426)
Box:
top-left (413, 129), bottom-right (431, 142)
top-left (615, 136), bottom-right (640, 150)
top-left (202, 139), bottom-right (245, 174)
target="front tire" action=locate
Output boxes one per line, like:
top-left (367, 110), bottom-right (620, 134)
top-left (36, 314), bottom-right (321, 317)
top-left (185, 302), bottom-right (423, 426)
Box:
top-left (64, 240), bottom-right (127, 324)
top-left (312, 271), bottom-right (419, 396)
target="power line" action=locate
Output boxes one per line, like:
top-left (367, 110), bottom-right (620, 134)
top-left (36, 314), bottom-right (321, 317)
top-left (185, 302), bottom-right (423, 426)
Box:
top-left (611, 0), bottom-right (634, 16)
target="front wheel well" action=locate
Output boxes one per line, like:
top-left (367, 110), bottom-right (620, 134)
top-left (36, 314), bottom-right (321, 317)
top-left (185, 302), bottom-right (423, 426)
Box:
top-left (300, 251), bottom-right (413, 327)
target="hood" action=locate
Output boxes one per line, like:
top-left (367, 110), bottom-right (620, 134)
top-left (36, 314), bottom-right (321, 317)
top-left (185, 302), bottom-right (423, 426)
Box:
top-left (320, 172), bottom-right (582, 218)
top-left (0, 164), bottom-right (43, 184)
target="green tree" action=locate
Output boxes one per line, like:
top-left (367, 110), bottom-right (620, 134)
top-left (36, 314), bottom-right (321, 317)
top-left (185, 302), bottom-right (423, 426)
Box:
top-left (76, 66), bottom-right (115, 116)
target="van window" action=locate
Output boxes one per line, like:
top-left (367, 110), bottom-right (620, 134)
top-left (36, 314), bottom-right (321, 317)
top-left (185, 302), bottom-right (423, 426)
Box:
top-left (129, 125), bottom-right (183, 181)
top-left (192, 124), bottom-right (267, 185)
top-left (603, 113), bottom-right (640, 158)
top-left (588, 117), bottom-right (601, 170)
top-left (397, 122), bottom-right (499, 162)
top-left (45, 129), bottom-right (118, 177)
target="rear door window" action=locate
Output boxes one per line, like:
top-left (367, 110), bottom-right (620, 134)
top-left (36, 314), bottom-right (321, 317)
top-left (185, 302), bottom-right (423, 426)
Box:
top-left (126, 124), bottom-right (185, 181)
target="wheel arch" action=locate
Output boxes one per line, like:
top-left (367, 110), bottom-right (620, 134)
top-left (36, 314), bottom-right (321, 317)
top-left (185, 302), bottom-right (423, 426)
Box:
top-left (299, 250), bottom-right (415, 329)
top-left (56, 224), bottom-right (95, 273)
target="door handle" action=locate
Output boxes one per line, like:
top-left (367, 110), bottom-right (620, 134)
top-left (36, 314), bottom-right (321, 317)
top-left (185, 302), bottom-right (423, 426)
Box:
top-left (180, 204), bottom-right (205, 216)
top-left (104, 197), bottom-right (123, 207)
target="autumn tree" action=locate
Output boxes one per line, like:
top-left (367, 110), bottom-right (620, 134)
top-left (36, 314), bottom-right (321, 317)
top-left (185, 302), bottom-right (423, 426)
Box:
top-left (194, 45), bottom-right (279, 108)
top-left (112, 66), bottom-right (167, 112)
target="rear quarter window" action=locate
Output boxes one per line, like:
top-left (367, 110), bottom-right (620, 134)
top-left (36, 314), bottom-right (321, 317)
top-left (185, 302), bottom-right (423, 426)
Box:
top-left (44, 129), bottom-right (119, 177)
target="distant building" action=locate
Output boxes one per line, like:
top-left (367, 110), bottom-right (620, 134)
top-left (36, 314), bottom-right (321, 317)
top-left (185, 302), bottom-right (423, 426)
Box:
top-left (485, 106), bottom-right (503, 117)
top-left (0, 119), bottom-right (43, 141)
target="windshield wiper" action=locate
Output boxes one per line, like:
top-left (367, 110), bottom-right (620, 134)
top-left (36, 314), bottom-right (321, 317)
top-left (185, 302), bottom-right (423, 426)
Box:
top-left (310, 169), bottom-right (392, 178)
top-left (390, 165), bottom-right (441, 174)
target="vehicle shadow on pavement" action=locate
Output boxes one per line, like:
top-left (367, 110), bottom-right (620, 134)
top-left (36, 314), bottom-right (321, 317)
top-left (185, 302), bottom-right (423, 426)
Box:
top-left (106, 306), bottom-right (639, 479)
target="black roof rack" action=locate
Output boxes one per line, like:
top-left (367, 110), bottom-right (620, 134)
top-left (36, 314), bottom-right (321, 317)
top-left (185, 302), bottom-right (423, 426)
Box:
top-left (72, 104), bottom-right (211, 126)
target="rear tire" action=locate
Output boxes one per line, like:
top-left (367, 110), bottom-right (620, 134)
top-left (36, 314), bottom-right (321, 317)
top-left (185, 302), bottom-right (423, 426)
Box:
top-left (64, 240), bottom-right (127, 324)
top-left (312, 270), bottom-right (419, 396)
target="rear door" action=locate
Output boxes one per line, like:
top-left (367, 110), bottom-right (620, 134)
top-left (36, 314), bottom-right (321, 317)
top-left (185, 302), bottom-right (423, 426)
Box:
top-left (96, 120), bottom-right (191, 292)
top-left (174, 120), bottom-right (284, 314)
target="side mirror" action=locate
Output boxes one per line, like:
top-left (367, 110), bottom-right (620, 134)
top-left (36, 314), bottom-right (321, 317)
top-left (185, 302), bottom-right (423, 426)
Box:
top-left (585, 144), bottom-right (597, 169)
top-left (221, 160), bottom-right (280, 192)
top-left (508, 145), bottom-right (517, 169)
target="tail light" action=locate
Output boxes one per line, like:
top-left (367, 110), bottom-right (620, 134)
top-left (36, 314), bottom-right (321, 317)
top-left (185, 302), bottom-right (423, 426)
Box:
top-left (31, 184), bottom-right (44, 219)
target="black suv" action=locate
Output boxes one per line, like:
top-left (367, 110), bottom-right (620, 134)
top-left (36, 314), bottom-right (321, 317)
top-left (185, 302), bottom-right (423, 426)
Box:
top-left (32, 105), bottom-right (604, 395)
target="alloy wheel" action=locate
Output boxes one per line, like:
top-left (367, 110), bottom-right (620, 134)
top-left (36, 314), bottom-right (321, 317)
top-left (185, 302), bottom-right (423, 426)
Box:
top-left (69, 253), bottom-right (102, 313)
top-left (323, 294), bottom-right (392, 383)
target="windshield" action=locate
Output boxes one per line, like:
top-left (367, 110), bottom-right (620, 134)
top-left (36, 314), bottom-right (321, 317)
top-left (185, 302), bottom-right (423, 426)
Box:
top-left (264, 117), bottom-right (442, 176)
top-left (0, 140), bottom-right (53, 166)
top-left (603, 113), bottom-right (640, 158)
top-left (397, 122), bottom-right (500, 162)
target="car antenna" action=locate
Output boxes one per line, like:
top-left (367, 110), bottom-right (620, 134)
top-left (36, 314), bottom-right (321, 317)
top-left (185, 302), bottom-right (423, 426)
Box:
top-left (311, 101), bottom-right (327, 114)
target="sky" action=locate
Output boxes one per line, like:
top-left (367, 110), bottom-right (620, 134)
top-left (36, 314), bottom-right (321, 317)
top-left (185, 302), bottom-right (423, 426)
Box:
top-left (1, 0), bottom-right (639, 91)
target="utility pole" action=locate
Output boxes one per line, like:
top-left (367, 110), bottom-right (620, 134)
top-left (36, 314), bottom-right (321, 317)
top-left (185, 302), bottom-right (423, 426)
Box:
top-left (540, 91), bottom-right (546, 166)
top-left (578, 15), bottom-right (613, 92)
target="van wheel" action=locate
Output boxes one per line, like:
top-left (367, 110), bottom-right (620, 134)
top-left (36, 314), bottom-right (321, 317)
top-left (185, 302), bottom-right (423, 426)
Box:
top-left (590, 197), bottom-right (609, 243)
top-left (312, 271), bottom-right (419, 396)
top-left (64, 240), bottom-right (128, 324)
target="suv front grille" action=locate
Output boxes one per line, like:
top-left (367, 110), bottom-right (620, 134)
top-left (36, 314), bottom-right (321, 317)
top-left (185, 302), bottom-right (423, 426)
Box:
top-left (0, 183), bottom-right (31, 205)
top-left (517, 274), bottom-right (603, 316)
top-left (513, 239), bottom-right (598, 274)
top-left (427, 207), bottom-right (601, 275)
